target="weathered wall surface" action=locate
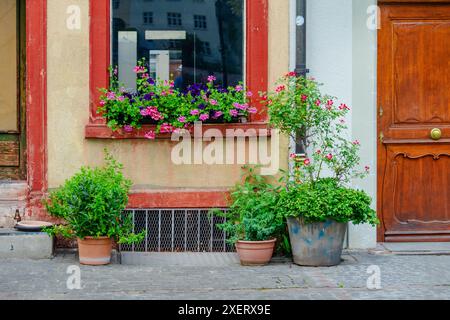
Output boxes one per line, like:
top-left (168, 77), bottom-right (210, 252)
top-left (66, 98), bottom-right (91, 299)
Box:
top-left (306, 0), bottom-right (377, 249)
top-left (47, 0), bottom-right (290, 190)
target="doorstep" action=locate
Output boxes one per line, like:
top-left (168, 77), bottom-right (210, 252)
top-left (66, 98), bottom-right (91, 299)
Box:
top-left (370, 242), bottom-right (450, 256)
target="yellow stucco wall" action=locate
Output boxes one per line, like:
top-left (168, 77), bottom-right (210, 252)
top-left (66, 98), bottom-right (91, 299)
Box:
top-left (47, 0), bottom-right (290, 190)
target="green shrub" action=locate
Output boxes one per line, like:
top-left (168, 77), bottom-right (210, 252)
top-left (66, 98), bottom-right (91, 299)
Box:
top-left (211, 166), bottom-right (286, 246)
top-left (43, 151), bottom-right (145, 244)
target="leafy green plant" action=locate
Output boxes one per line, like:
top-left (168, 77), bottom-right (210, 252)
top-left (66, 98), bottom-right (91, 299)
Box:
top-left (211, 166), bottom-right (285, 245)
top-left (98, 59), bottom-right (256, 139)
top-left (278, 178), bottom-right (378, 225)
top-left (43, 150), bottom-right (145, 244)
top-left (262, 73), bottom-right (378, 226)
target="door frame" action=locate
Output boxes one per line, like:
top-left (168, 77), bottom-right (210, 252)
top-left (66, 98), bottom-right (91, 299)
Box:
top-left (25, 0), bottom-right (48, 218)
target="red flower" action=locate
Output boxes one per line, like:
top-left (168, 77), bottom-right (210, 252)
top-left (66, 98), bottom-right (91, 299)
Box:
top-left (301, 95), bottom-right (308, 102)
top-left (326, 154), bottom-right (333, 161)
top-left (286, 71), bottom-right (297, 77)
top-left (304, 158), bottom-right (311, 166)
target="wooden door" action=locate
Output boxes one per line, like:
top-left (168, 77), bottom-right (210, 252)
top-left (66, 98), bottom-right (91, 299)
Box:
top-left (0, 0), bottom-right (25, 180)
top-left (378, 1), bottom-right (450, 242)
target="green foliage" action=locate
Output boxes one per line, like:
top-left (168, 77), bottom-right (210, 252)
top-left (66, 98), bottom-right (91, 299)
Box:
top-left (278, 178), bottom-right (378, 226)
top-left (98, 59), bottom-right (254, 136)
top-left (43, 150), bottom-right (145, 243)
top-left (211, 166), bottom-right (285, 244)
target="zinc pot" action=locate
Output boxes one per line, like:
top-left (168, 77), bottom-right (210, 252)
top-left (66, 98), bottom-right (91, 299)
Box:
top-left (287, 217), bottom-right (347, 267)
top-left (235, 239), bottom-right (276, 266)
top-left (77, 237), bottom-right (112, 266)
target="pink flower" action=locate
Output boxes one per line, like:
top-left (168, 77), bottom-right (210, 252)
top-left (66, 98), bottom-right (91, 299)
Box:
top-left (290, 153), bottom-right (297, 159)
top-left (326, 154), bottom-right (333, 161)
top-left (133, 66), bottom-right (146, 73)
top-left (199, 114), bottom-right (210, 121)
top-left (286, 71), bottom-right (297, 77)
top-left (230, 109), bottom-right (239, 117)
top-left (315, 99), bottom-right (321, 106)
top-left (316, 150), bottom-right (322, 155)
top-left (234, 102), bottom-right (248, 110)
top-left (213, 111), bottom-right (223, 119)
top-left (141, 73), bottom-right (149, 79)
top-left (301, 95), bottom-right (308, 102)
top-left (365, 166), bottom-right (370, 172)
top-left (140, 108), bottom-right (149, 116)
top-left (160, 123), bottom-right (174, 133)
top-left (210, 99), bottom-right (218, 106)
top-left (304, 158), bottom-right (311, 166)
top-left (190, 109), bottom-right (200, 116)
top-left (235, 85), bottom-right (244, 92)
top-left (275, 85), bottom-right (286, 93)
top-left (339, 103), bottom-right (350, 111)
top-left (178, 116), bottom-right (186, 123)
top-left (353, 140), bottom-right (360, 146)
top-left (326, 100), bottom-right (334, 110)
top-left (247, 107), bottom-right (258, 114)
top-left (246, 91), bottom-right (253, 97)
top-left (145, 131), bottom-right (156, 140)
top-left (123, 125), bottom-right (133, 133)
top-left (117, 96), bottom-right (125, 102)
top-left (207, 75), bottom-right (216, 82)
top-left (106, 92), bottom-right (116, 100)
top-left (99, 100), bottom-right (106, 106)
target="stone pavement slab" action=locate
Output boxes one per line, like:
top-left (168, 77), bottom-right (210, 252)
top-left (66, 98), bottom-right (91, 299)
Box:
top-left (1, 251), bottom-right (450, 300)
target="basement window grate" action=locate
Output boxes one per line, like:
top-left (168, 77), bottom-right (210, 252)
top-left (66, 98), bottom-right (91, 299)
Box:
top-left (120, 209), bottom-right (234, 253)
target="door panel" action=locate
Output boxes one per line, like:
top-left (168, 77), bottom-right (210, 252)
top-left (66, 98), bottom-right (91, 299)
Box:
top-left (0, 0), bottom-right (25, 180)
top-left (379, 2), bottom-right (450, 242)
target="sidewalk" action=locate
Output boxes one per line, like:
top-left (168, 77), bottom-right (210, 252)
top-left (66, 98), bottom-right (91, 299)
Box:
top-left (1, 251), bottom-right (450, 300)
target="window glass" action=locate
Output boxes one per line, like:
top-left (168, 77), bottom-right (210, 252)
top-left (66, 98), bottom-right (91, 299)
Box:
top-left (112, 0), bottom-right (244, 91)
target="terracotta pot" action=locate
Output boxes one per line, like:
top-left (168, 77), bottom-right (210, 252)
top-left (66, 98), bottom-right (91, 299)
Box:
top-left (77, 237), bottom-right (112, 266)
top-left (235, 239), bottom-right (276, 266)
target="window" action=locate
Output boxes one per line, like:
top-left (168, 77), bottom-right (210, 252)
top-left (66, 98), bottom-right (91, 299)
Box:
top-left (112, 0), bottom-right (120, 10)
top-left (194, 15), bottom-right (207, 30)
top-left (167, 12), bottom-right (182, 26)
top-left (143, 12), bottom-right (153, 25)
top-left (112, 0), bottom-right (244, 90)
top-left (89, 0), bottom-right (268, 134)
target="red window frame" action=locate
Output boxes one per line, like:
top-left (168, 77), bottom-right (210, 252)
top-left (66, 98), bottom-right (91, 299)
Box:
top-left (85, 0), bottom-right (269, 139)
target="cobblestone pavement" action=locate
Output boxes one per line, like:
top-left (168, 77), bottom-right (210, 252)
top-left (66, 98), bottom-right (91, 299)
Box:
top-left (1, 251), bottom-right (450, 300)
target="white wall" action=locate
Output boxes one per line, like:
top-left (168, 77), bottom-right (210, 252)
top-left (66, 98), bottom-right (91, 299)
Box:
top-left (306, 0), bottom-right (377, 249)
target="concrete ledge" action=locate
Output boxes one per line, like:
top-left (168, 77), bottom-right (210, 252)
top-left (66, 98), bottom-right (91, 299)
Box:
top-left (0, 229), bottom-right (54, 259)
top-left (121, 252), bottom-right (241, 267)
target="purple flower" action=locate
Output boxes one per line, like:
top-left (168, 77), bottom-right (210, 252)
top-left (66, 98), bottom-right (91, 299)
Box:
top-left (147, 78), bottom-right (155, 85)
top-left (143, 93), bottom-right (153, 101)
top-left (199, 114), bottom-right (210, 121)
top-left (212, 111), bottom-right (223, 119)
top-left (198, 104), bottom-right (206, 110)
top-left (248, 107), bottom-right (258, 114)
top-left (190, 109), bottom-right (200, 116)
top-left (230, 109), bottom-right (239, 117)
top-left (123, 125), bottom-right (133, 133)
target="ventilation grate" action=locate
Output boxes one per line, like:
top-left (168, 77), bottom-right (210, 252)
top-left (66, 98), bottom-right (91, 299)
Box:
top-left (120, 209), bottom-right (234, 253)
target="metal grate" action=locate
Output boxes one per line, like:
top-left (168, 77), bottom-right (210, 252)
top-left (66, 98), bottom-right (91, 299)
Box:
top-left (120, 209), bottom-right (234, 253)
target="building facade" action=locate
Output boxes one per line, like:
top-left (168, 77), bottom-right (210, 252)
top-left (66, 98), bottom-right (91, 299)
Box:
top-left (1, 0), bottom-right (448, 250)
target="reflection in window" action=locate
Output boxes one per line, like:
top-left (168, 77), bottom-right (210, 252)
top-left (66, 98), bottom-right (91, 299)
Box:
top-left (194, 15), bottom-right (207, 30)
top-left (112, 0), bottom-right (244, 91)
top-left (167, 12), bottom-right (182, 26)
top-left (143, 12), bottom-right (153, 25)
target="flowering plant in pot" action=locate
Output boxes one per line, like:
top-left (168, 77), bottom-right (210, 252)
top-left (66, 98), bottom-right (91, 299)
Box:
top-left (211, 166), bottom-right (285, 266)
top-left (263, 73), bottom-right (378, 267)
top-left (98, 59), bottom-right (257, 139)
top-left (43, 151), bottom-right (145, 265)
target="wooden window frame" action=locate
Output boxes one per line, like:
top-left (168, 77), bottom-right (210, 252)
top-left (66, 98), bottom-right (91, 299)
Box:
top-left (85, 0), bottom-right (269, 139)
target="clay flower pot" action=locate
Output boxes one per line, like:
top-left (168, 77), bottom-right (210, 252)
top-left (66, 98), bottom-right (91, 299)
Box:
top-left (235, 239), bottom-right (276, 266)
top-left (77, 237), bottom-right (112, 266)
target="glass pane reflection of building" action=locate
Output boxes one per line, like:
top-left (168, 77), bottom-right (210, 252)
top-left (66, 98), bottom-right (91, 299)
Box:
top-left (112, 0), bottom-right (244, 91)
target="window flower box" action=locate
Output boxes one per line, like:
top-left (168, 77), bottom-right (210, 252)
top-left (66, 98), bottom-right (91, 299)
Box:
top-left (97, 60), bottom-right (257, 139)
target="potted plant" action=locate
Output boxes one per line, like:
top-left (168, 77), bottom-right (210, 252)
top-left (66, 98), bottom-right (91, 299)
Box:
top-left (263, 73), bottom-right (378, 267)
top-left (43, 150), bottom-right (145, 265)
top-left (211, 166), bottom-right (284, 266)
top-left (97, 59), bottom-right (257, 139)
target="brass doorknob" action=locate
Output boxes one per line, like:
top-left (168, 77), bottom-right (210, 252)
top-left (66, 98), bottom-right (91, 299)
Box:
top-left (431, 128), bottom-right (442, 140)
